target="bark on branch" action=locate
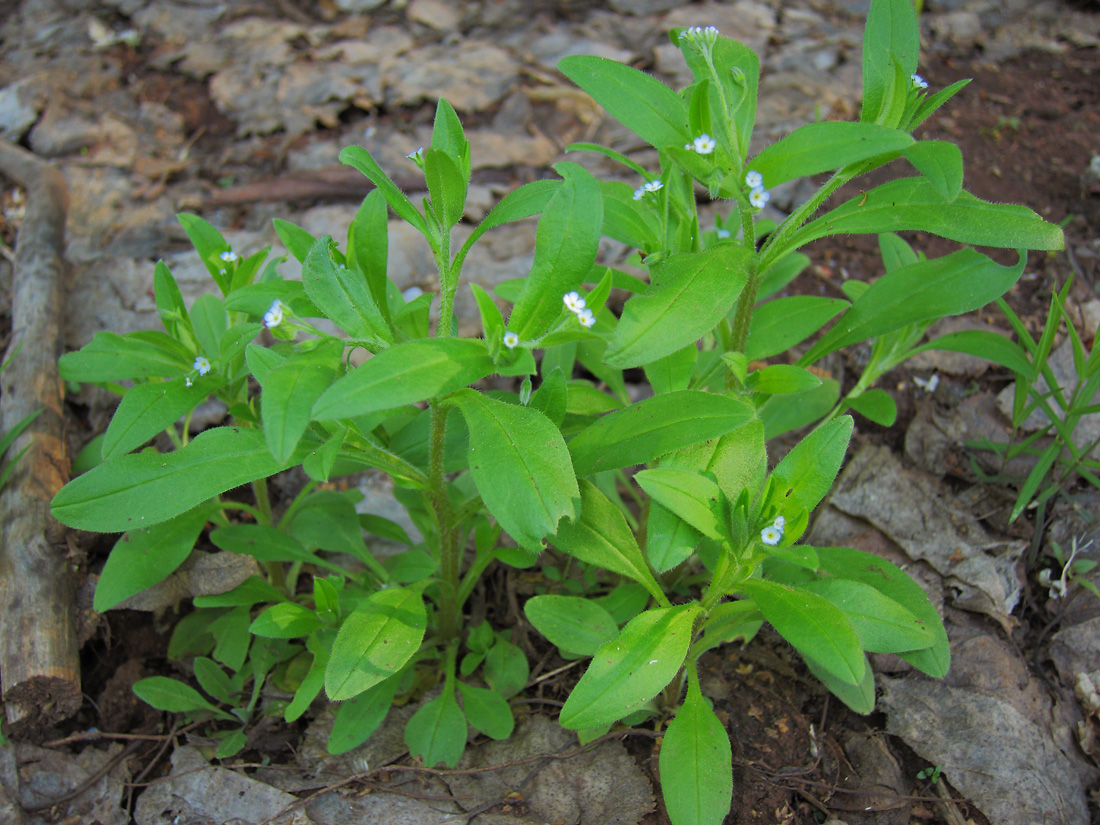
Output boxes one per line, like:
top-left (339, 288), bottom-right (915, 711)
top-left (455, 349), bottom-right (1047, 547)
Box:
top-left (0, 140), bottom-right (79, 737)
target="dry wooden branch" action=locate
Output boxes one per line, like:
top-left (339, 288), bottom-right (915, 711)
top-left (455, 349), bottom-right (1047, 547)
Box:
top-left (0, 140), bottom-right (80, 737)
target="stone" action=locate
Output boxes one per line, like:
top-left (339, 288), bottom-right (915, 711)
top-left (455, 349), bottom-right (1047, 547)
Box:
top-left (607, 0), bottom-right (685, 15)
top-left (385, 42), bottom-right (519, 112)
top-left (407, 0), bottom-right (462, 31)
top-left (333, 0), bottom-right (388, 10)
top-left (0, 78), bottom-right (42, 141)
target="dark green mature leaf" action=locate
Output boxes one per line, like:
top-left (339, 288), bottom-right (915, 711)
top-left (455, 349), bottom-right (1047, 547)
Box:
top-left (102, 375), bottom-right (224, 459)
top-left (448, 389), bottom-right (578, 550)
top-left (559, 604), bottom-right (699, 730)
top-left (457, 682), bottom-right (514, 740)
top-left (133, 676), bottom-right (235, 721)
top-left (301, 237), bottom-right (392, 345)
top-left (605, 247), bottom-right (751, 368)
top-left (746, 297), bottom-right (849, 362)
top-left (801, 249), bottom-right (1025, 364)
top-left (210, 524), bottom-right (346, 577)
top-left (525, 595), bottom-right (619, 656)
top-left (568, 391), bottom-right (754, 478)
top-left (908, 330), bottom-right (1033, 377)
top-left (178, 213), bottom-right (233, 293)
top-left (803, 653), bottom-right (875, 714)
top-left (94, 506), bottom-right (212, 611)
top-left (454, 179), bottom-right (560, 270)
top-left (59, 331), bottom-right (192, 383)
top-left (788, 178), bottom-right (1064, 251)
top-left (507, 163), bottom-right (603, 341)
top-left (743, 580), bottom-right (864, 685)
top-left (748, 122), bottom-right (913, 188)
top-left (552, 480), bottom-right (666, 604)
top-left (52, 427), bottom-right (310, 532)
top-left (325, 587), bottom-right (426, 701)
top-left (313, 339), bottom-right (494, 421)
top-left (768, 417), bottom-right (853, 525)
top-left (259, 342), bottom-right (342, 463)
top-left (272, 218), bottom-right (316, 263)
top-left (861, 0), bottom-right (919, 124)
top-left (559, 55), bottom-right (689, 151)
top-left (660, 678), bottom-right (733, 825)
top-left (903, 140), bottom-right (963, 202)
top-left (347, 189), bottom-right (391, 320)
top-left (327, 674), bottom-right (399, 754)
top-left (340, 145), bottom-right (427, 235)
top-left (800, 579), bottom-right (934, 653)
top-left (285, 490), bottom-right (373, 566)
top-left (405, 690), bottom-right (467, 768)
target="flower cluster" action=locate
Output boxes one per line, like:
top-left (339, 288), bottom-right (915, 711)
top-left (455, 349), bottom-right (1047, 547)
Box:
top-left (563, 290), bottom-right (595, 328)
top-left (633, 179), bottom-right (664, 201)
top-left (760, 514), bottom-right (785, 546)
top-left (684, 134), bottom-right (716, 155)
top-left (744, 170), bottom-right (770, 210)
top-left (678, 25), bottom-right (719, 58)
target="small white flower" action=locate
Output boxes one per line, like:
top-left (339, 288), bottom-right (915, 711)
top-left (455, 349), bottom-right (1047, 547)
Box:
top-left (185, 376), bottom-right (193, 388)
top-left (749, 187), bottom-right (770, 209)
top-left (218, 268), bottom-right (226, 276)
top-left (692, 134), bottom-right (716, 155)
top-left (643, 180), bottom-right (663, 193)
top-left (503, 331), bottom-right (519, 349)
top-left (911, 73), bottom-right (928, 90)
top-left (745, 170), bottom-right (763, 189)
top-left (193, 356), bottom-right (211, 376)
top-left (219, 250), bottom-right (238, 263)
top-left (633, 187), bottom-right (646, 201)
top-left (406, 146), bottom-right (424, 161)
top-left (760, 526), bottom-right (782, 546)
top-left (913, 373), bottom-right (939, 392)
top-left (402, 285), bottom-right (424, 302)
top-left (773, 515), bottom-right (785, 530)
top-left (716, 227), bottom-right (730, 239)
top-left (577, 308), bottom-right (596, 328)
top-left (263, 299), bottom-right (284, 329)
top-left (563, 291), bottom-right (586, 313)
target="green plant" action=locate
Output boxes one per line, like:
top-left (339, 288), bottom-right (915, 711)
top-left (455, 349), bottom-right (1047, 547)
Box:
top-left (50, 0), bottom-right (1063, 822)
top-left (1039, 536), bottom-right (1098, 602)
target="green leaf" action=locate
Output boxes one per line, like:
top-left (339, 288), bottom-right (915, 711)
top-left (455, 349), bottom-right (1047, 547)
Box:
top-left (405, 690), bottom-right (467, 768)
top-left (448, 389), bottom-right (579, 550)
top-left (286, 490), bottom-right (375, 569)
top-left (908, 330), bottom-right (1033, 377)
top-left (803, 652), bottom-right (875, 714)
top-left (559, 604), bottom-right (700, 730)
top-left (646, 502), bottom-right (699, 573)
top-left (431, 98), bottom-right (470, 173)
top-left (747, 365), bottom-right (822, 395)
top-left (424, 147), bottom-right (467, 230)
top-left (742, 580), bottom-right (865, 685)
top-left (758, 379), bottom-right (840, 440)
top-left (154, 261), bottom-right (191, 340)
top-left (133, 676), bottom-right (234, 721)
top-left (635, 469), bottom-right (723, 542)
top-left (644, 345), bottom-right (696, 396)
top-left (525, 595), bottom-right (619, 657)
top-left (301, 237), bottom-right (391, 344)
top-left (507, 163), bottom-right (603, 341)
top-left (210, 524), bottom-right (344, 577)
top-left (757, 252), bottom-right (810, 301)
top-left (259, 342), bottom-right (342, 463)
top-left (484, 638), bottom-right (529, 699)
top-left (552, 479), bottom-right (666, 604)
top-left (847, 388), bottom-right (897, 426)
top-left (903, 140), bottom-right (963, 202)
top-left (327, 674), bottom-right (400, 754)
top-left (558, 55), bottom-right (689, 151)
top-left (52, 427), bottom-right (311, 532)
top-left (224, 280), bottom-right (320, 319)
top-left (249, 603), bottom-right (322, 639)
top-left (325, 587), bottom-right (426, 701)
top-left (178, 213), bottom-right (233, 293)
top-left (193, 657), bottom-right (234, 705)
top-left (347, 190), bottom-right (391, 321)
top-left (94, 506), bottom-right (212, 611)
top-left (598, 181), bottom-right (662, 253)
top-left (102, 375), bottom-right (225, 460)
top-left (190, 294), bottom-right (228, 359)
top-left (802, 249), bottom-right (1026, 364)
top-left (454, 179), bottom-right (560, 271)
top-left (340, 145), bottom-right (427, 235)
top-left (604, 247), bottom-right (751, 368)
top-left (568, 391), bottom-right (754, 478)
top-left (789, 178), bottom-right (1064, 251)
top-left (659, 678), bottom-right (733, 825)
top-left (457, 682), bottom-right (514, 740)
top-left (768, 417), bottom-right (853, 525)
top-left (313, 339), bottom-right (494, 421)
top-left (59, 331), bottom-right (192, 383)
top-left (272, 217), bottom-right (317, 264)
top-left (746, 297), bottom-right (849, 362)
top-left (799, 579), bottom-right (934, 653)
top-left (748, 122), bottom-right (913, 188)
top-left (193, 575), bottom-right (285, 608)
top-left (861, 0), bottom-right (919, 124)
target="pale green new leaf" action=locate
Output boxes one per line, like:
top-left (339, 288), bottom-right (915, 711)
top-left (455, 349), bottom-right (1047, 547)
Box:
top-left (635, 468), bottom-right (723, 541)
top-left (259, 343), bottom-right (342, 463)
top-left (559, 604), bottom-right (699, 730)
top-left (903, 140), bottom-right (963, 202)
top-left (767, 417), bottom-right (853, 524)
top-left (301, 237), bottom-right (392, 344)
top-left (861, 0), bottom-right (919, 124)
top-left (327, 674), bottom-right (400, 754)
top-left (249, 603), bottom-right (322, 639)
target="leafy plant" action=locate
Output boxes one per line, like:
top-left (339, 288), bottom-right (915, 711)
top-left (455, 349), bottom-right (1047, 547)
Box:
top-left (50, 0), bottom-right (1062, 820)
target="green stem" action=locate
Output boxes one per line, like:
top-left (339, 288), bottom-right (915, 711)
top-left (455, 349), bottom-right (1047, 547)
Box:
top-left (757, 170), bottom-right (853, 275)
top-left (253, 477), bottom-right (273, 526)
top-left (728, 256), bottom-right (760, 355)
top-left (277, 480), bottom-right (319, 530)
top-left (429, 402), bottom-right (462, 644)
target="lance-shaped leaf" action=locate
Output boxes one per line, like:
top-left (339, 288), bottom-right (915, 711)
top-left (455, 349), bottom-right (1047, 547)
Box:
top-left (768, 417), bottom-right (853, 523)
top-left (748, 122), bottom-right (913, 188)
top-left (59, 331), bottom-right (193, 383)
top-left (908, 329), bottom-right (1033, 377)
top-left (525, 594), bottom-right (619, 657)
top-left (405, 689), bottom-right (467, 768)
top-left (800, 249), bottom-right (1025, 364)
top-left (660, 677), bottom-right (733, 825)
top-left (133, 676), bottom-right (235, 722)
top-left (568, 391), bottom-right (754, 478)
top-left (448, 390), bottom-right (578, 550)
top-left (552, 479), bottom-right (666, 604)
top-left (746, 296), bottom-right (849, 362)
top-left (454, 179), bottom-right (560, 271)
top-left (249, 603), bottom-right (322, 639)
top-left (903, 140), bottom-right (963, 202)
top-left (347, 189), bottom-right (391, 320)
top-left (102, 374), bottom-right (225, 460)
top-left (424, 147), bottom-right (467, 230)
top-left (325, 586), bottom-right (426, 701)
top-left (210, 524), bottom-right (347, 577)
top-left (558, 55), bottom-right (689, 151)
top-left (52, 427), bottom-right (311, 532)
top-left (507, 163), bottom-right (602, 341)
top-left (313, 339), bottom-right (494, 421)
top-left (742, 580), bottom-right (865, 685)
top-left (635, 468), bottom-right (724, 542)
top-left (804, 652), bottom-right (875, 714)
top-left (787, 178), bottom-right (1064, 251)
top-left (559, 604), bottom-right (699, 730)
top-left (301, 237), bottom-right (392, 344)
top-left (327, 674), bottom-right (399, 754)
top-left (604, 246), bottom-right (751, 368)
top-left (457, 682), bottom-right (514, 740)
top-left (94, 506), bottom-right (212, 612)
top-left (861, 0), bottom-right (918, 124)
top-left (340, 145), bottom-right (427, 234)
top-left (259, 342), bottom-right (342, 463)
top-left (800, 579), bottom-right (934, 653)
